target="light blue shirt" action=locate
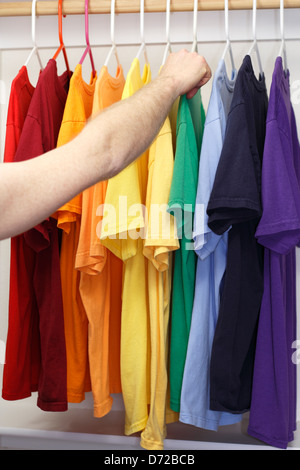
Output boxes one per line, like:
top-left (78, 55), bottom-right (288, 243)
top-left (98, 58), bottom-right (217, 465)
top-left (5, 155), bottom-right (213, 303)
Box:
top-left (179, 59), bottom-right (242, 431)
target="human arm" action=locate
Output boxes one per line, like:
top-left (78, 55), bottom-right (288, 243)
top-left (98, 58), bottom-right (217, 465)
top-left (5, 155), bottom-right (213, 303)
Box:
top-left (0, 50), bottom-right (211, 241)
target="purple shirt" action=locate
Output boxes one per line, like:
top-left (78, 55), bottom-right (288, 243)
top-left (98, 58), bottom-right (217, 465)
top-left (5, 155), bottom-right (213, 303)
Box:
top-left (247, 57), bottom-right (300, 449)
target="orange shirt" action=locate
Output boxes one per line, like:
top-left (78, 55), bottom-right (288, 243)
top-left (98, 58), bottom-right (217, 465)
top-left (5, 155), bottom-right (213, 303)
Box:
top-left (53, 64), bottom-right (97, 403)
top-left (75, 65), bottom-right (125, 417)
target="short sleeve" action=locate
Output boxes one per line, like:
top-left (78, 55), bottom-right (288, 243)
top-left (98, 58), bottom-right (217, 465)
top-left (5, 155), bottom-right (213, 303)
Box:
top-left (168, 96), bottom-right (200, 217)
top-left (255, 119), bottom-right (300, 254)
top-left (193, 116), bottom-right (224, 259)
top-left (143, 119), bottom-right (179, 272)
top-left (207, 102), bottom-right (262, 235)
top-left (75, 185), bottom-right (107, 274)
top-left (168, 124), bottom-right (199, 244)
top-left (100, 160), bottom-right (145, 261)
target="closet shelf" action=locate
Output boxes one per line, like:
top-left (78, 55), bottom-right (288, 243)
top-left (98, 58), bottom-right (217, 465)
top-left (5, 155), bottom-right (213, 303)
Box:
top-left (1, 0), bottom-right (300, 17)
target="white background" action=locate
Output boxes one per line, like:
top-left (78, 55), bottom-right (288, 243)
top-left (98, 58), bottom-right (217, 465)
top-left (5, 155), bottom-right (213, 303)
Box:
top-left (0, 1), bottom-right (300, 449)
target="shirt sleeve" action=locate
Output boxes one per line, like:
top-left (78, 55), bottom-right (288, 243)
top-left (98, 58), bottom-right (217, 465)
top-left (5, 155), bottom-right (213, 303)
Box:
top-left (207, 102), bottom-right (262, 236)
top-left (193, 116), bottom-right (224, 259)
top-left (143, 119), bottom-right (179, 272)
top-left (100, 159), bottom-right (145, 262)
top-left (255, 118), bottom-right (300, 254)
top-left (168, 123), bottom-right (199, 249)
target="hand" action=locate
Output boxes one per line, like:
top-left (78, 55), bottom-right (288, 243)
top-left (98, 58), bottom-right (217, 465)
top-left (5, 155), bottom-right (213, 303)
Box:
top-left (161, 49), bottom-right (212, 99)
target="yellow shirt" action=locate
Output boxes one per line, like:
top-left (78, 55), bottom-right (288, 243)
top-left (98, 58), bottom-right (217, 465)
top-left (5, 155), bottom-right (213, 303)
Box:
top-left (100, 58), bottom-right (151, 436)
top-left (74, 65), bottom-right (125, 418)
top-left (53, 64), bottom-right (97, 403)
top-left (140, 116), bottom-right (180, 451)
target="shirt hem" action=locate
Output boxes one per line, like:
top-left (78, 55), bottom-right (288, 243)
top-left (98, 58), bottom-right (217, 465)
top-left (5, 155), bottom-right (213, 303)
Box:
top-left (37, 397), bottom-right (68, 412)
top-left (140, 434), bottom-right (165, 451)
top-left (247, 426), bottom-right (291, 450)
top-left (179, 412), bottom-right (240, 432)
top-left (170, 400), bottom-right (180, 413)
top-left (124, 416), bottom-right (148, 436)
top-left (179, 412), bottom-right (219, 431)
top-left (2, 389), bottom-right (38, 401)
top-left (93, 396), bottom-right (113, 418)
top-left (210, 399), bottom-right (249, 414)
top-left (67, 391), bottom-right (87, 403)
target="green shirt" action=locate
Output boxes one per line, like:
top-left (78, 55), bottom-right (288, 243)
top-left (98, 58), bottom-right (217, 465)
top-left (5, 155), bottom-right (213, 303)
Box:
top-left (168, 91), bottom-right (205, 412)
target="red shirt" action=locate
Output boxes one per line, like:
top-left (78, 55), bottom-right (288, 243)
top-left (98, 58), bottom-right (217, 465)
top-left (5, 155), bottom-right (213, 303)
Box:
top-left (3, 60), bottom-right (71, 411)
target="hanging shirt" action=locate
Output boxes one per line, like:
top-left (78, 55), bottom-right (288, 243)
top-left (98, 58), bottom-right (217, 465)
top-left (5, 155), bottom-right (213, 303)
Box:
top-left (2, 66), bottom-right (37, 402)
top-left (53, 64), bottom-right (97, 404)
top-left (140, 115), bottom-right (180, 451)
top-left (247, 57), bottom-right (300, 449)
top-left (207, 55), bottom-right (268, 414)
top-left (179, 59), bottom-right (242, 430)
top-left (100, 58), bottom-right (152, 437)
top-left (3, 59), bottom-right (71, 412)
top-left (74, 64), bottom-right (125, 418)
top-left (167, 91), bottom-right (206, 413)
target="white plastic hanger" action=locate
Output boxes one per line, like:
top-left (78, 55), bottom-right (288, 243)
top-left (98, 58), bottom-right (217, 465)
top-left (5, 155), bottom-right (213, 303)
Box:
top-left (25, 0), bottom-right (43, 70)
top-left (162, 0), bottom-right (172, 66)
top-left (247, 0), bottom-right (264, 77)
top-left (136, 0), bottom-right (149, 64)
top-left (221, 0), bottom-right (235, 72)
top-left (104, 0), bottom-right (121, 69)
top-left (278, 0), bottom-right (288, 74)
top-left (191, 0), bottom-right (198, 53)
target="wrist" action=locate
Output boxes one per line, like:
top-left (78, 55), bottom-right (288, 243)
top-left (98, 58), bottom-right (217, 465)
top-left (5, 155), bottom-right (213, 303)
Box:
top-left (155, 72), bottom-right (181, 102)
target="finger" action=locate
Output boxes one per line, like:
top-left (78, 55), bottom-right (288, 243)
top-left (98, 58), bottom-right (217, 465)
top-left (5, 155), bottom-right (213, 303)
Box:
top-left (186, 87), bottom-right (200, 100)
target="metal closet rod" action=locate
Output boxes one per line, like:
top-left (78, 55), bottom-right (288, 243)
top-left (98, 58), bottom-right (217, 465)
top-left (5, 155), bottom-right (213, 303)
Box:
top-left (0, 0), bottom-right (300, 17)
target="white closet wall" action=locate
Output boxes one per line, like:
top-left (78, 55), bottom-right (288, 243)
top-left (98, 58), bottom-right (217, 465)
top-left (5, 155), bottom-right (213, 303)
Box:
top-left (1, 4), bottom-right (300, 450)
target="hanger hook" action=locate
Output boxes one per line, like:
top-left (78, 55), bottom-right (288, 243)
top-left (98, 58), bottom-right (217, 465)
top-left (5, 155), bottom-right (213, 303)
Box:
top-left (25, 0), bottom-right (43, 69)
top-left (110, 0), bottom-right (116, 46)
top-left (52, 0), bottom-right (70, 74)
top-left (31, 0), bottom-right (37, 45)
top-left (252, 0), bottom-right (257, 42)
top-left (136, 0), bottom-right (149, 64)
top-left (85, 0), bottom-right (90, 47)
top-left (162, 0), bottom-right (172, 65)
top-left (79, 0), bottom-right (96, 76)
top-left (279, 0), bottom-right (288, 73)
top-left (224, 0), bottom-right (229, 39)
top-left (104, 0), bottom-right (121, 68)
top-left (191, 0), bottom-right (198, 52)
top-left (247, 0), bottom-right (263, 77)
top-left (221, 0), bottom-right (235, 71)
